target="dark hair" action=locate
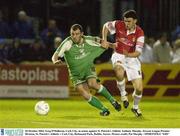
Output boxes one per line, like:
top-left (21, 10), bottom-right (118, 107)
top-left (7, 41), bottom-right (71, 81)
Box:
top-left (123, 10), bottom-right (137, 19)
top-left (159, 32), bottom-right (167, 38)
top-left (71, 24), bottom-right (83, 32)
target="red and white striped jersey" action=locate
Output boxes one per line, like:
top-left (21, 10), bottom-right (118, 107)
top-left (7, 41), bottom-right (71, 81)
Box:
top-left (106, 20), bottom-right (144, 54)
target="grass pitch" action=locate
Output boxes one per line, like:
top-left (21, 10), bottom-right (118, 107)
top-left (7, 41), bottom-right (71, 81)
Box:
top-left (0, 97), bottom-right (180, 128)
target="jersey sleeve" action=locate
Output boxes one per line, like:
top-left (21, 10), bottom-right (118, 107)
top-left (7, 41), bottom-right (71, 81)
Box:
top-left (55, 40), bottom-right (72, 57)
top-left (104, 21), bottom-right (116, 34)
top-left (135, 29), bottom-right (145, 53)
top-left (85, 36), bottom-right (102, 47)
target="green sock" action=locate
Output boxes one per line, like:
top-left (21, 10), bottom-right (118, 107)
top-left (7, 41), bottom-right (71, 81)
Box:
top-left (88, 96), bottom-right (107, 111)
top-left (98, 85), bottom-right (115, 103)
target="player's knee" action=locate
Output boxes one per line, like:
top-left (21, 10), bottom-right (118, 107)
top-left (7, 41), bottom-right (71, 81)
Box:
top-left (88, 83), bottom-right (96, 89)
top-left (135, 90), bottom-right (142, 95)
top-left (135, 85), bottom-right (143, 95)
top-left (138, 85), bottom-right (143, 92)
top-left (134, 82), bottom-right (143, 92)
top-left (88, 82), bottom-right (98, 90)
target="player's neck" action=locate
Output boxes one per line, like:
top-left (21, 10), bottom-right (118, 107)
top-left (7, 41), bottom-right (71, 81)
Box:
top-left (79, 37), bottom-right (84, 45)
top-left (129, 26), bottom-right (135, 32)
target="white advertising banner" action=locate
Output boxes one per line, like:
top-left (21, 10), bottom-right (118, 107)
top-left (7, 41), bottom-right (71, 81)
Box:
top-left (0, 64), bottom-right (69, 98)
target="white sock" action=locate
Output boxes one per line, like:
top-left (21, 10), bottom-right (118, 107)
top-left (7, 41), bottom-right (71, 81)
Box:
top-left (117, 79), bottom-right (127, 96)
top-left (132, 91), bottom-right (142, 109)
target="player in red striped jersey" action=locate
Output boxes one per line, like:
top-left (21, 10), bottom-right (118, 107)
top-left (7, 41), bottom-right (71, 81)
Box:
top-left (102, 10), bottom-right (144, 117)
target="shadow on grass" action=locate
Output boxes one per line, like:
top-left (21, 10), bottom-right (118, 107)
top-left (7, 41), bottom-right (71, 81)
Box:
top-left (56, 115), bottom-right (100, 120)
top-left (56, 115), bottom-right (149, 122)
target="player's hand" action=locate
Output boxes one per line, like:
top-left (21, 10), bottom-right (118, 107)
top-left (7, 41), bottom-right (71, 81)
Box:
top-left (123, 49), bottom-right (129, 57)
top-left (108, 42), bottom-right (117, 49)
top-left (53, 60), bottom-right (63, 65)
top-left (101, 40), bottom-right (109, 49)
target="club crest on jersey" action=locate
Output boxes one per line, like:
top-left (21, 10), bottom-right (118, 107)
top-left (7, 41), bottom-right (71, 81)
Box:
top-left (79, 49), bottom-right (84, 54)
top-left (75, 49), bottom-right (89, 59)
top-left (117, 38), bottom-right (134, 47)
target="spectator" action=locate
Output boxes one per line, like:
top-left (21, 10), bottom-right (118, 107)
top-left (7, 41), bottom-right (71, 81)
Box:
top-left (8, 38), bottom-right (24, 63)
top-left (172, 39), bottom-right (180, 63)
top-left (171, 25), bottom-right (180, 41)
top-left (0, 10), bottom-right (12, 38)
top-left (40, 19), bottom-right (63, 59)
top-left (54, 37), bottom-right (62, 50)
top-left (26, 38), bottom-right (46, 61)
top-left (13, 10), bottom-right (35, 39)
top-left (0, 39), bottom-right (11, 64)
top-left (148, 37), bottom-right (155, 47)
top-left (153, 33), bottom-right (173, 63)
top-left (139, 36), bottom-right (154, 63)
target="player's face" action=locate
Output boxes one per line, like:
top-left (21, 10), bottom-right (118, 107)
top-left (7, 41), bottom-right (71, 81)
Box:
top-left (70, 29), bottom-right (83, 44)
top-left (124, 17), bottom-right (137, 30)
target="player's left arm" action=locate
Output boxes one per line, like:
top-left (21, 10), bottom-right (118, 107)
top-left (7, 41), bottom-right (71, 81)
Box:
top-left (123, 50), bottom-right (141, 58)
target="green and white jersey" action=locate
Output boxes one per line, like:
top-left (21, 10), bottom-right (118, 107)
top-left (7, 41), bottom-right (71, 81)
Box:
top-left (55, 35), bottom-right (105, 76)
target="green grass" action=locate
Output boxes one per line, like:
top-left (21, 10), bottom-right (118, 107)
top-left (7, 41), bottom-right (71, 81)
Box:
top-left (0, 98), bottom-right (180, 128)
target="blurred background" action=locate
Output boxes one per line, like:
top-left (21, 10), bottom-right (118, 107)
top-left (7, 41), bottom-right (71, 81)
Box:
top-left (0, 0), bottom-right (180, 63)
top-left (0, 0), bottom-right (179, 98)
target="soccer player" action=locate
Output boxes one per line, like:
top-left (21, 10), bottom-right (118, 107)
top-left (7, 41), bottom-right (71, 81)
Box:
top-left (102, 10), bottom-right (144, 117)
top-left (52, 24), bottom-right (121, 116)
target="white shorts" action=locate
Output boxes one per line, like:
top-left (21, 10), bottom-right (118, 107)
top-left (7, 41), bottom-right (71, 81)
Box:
top-left (111, 52), bottom-right (142, 81)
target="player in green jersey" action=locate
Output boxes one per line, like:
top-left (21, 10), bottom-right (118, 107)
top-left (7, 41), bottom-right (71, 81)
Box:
top-left (52, 24), bottom-right (121, 116)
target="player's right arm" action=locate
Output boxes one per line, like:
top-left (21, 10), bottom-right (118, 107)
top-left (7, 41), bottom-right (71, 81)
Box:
top-left (52, 52), bottom-right (62, 64)
top-left (102, 24), bottom-right (109, 41)
top-left (52, 39), bottom-right (72, 64)
top-left (102, 21), bottom-right (116, 41)
top-left (100, 39), bottom-right (117, 49)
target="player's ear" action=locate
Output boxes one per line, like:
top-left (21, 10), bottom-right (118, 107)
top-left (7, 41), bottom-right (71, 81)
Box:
top-left (134, 19), bottom-right (137, 24)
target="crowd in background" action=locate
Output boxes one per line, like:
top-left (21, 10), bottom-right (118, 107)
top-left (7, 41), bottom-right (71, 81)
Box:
top-left (96, 26), bottom-right (180, 64)
top-left (0, 10), bottom-right (64, 64)
top-left (139, 32), bottom-right (180, 63)
top-left (0, 9), bottom-right (180, 64)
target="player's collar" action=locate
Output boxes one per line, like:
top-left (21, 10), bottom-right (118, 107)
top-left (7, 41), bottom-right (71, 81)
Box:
top-left (127, 25), bottom-right (136, 35)
top-left (71, 36), bottom-right (84, 45)
top-left (75, 38), bottom-right (85, 47)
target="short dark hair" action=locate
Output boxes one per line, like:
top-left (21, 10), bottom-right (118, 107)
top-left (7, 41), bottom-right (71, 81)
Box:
top-left (71, 24), bottom-right (83, 32)
top-left (159, 32), bottom-right (167, 39)
top-left (123, 10), bottom-right (137, 19)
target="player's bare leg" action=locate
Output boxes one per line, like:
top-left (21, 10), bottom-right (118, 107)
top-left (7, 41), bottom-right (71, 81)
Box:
top-left (131, 78), bottom-right (143, 117)
top-left (76, 83), bottom-right (110, 116)
top-left (114, 64), bottom-right (129, 108)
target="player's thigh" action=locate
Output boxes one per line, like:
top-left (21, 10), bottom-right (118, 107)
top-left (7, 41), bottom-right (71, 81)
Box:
top-left (114, 65), bottom-right (125, 79)
top-left (111, 53), bottom-right (126, 79)
top-left (70, 73), bottom-right (86, 86)
top-left (85, 66), bottom-right (99, 89)
top-left (131, 78), bottom-right (143, 92)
